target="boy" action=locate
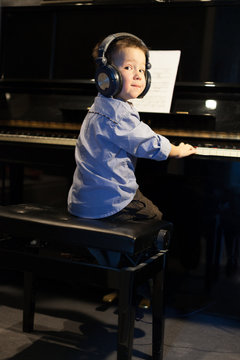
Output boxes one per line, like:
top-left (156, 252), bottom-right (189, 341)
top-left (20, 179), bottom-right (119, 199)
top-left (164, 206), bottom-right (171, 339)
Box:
top-left (68, 33), bottom-right (196, 266)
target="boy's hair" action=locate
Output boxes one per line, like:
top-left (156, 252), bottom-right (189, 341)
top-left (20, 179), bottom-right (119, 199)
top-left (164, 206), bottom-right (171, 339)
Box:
top-left (92, 35), bottom-right (149, 66)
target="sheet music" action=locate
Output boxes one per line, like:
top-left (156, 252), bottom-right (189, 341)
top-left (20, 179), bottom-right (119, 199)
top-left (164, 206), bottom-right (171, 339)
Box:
top-left (132, 50), bottom-right (181, 113)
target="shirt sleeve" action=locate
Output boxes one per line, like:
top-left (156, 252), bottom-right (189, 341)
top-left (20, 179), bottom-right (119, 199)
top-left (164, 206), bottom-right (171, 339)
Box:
top-left (110, 110), bottom-right (172, 161)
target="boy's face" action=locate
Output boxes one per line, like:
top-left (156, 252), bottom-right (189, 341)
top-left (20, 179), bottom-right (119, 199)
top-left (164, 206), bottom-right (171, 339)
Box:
top-left (112, 47), bottom-right (146, 101)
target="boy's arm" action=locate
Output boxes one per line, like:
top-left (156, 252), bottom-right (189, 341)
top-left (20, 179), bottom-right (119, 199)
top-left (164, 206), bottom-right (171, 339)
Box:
top-left (169, 142), bottom-right (196, 158)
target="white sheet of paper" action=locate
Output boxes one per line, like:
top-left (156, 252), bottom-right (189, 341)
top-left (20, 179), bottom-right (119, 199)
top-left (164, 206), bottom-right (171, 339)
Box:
top-left (132, 50), bottom-right (181, 113)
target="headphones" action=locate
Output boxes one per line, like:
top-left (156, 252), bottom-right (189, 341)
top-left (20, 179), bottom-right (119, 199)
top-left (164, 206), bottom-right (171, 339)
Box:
top-left (95, 32), bottom-right (151, 98)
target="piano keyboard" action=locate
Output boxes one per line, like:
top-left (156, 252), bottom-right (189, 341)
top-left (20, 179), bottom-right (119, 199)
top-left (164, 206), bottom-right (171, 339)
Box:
top-left (0, 131), bottom-right (77, 146)
top-left (196, 146), bottom-right (240, 158)
top-left (1, 129), bottom-right (240, 159)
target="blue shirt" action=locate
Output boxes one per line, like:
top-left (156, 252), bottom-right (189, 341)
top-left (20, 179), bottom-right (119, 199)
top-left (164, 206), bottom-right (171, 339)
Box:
top-left (68, 94), bottom-right (171, 219)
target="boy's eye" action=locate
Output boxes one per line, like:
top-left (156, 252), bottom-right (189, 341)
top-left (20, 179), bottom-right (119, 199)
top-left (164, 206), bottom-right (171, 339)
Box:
top-left (124, 65), bottom-right (132, 70)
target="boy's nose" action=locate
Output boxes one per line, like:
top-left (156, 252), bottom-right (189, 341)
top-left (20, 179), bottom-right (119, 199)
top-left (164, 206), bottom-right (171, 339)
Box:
top-left (134, 70), bottom-right (142, 79)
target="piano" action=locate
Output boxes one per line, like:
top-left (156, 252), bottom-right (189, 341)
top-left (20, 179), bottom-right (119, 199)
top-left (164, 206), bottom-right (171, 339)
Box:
top-left (0, 0), bottom-right (240, 286)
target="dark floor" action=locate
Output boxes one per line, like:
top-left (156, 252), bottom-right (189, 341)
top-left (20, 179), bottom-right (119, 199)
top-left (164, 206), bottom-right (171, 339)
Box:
top-left (0, 172), bottom-right (240, 359)
top-left (0, 265), bottom-right (240, 360)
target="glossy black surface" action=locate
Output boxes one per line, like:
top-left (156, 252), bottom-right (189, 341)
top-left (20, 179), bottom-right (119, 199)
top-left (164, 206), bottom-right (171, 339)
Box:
top-left (1, 1), bottom-right (240, 84)
top-left (0, 1), bottom-right (240, 137)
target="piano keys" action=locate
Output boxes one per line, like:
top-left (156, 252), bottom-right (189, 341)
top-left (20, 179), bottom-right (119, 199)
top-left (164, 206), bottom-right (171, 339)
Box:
top-left (195, 145), bottom-right (240, 158)
top-left (0, 132), bottom-right (77, 146)
top-left (0, 124), bottom-right (78, 147)
top-left (155, 128), bottom-right (240, 160)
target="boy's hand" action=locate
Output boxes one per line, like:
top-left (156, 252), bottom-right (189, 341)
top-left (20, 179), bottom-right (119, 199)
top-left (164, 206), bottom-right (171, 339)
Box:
top-left (169, 142), bottom-right (197, 158)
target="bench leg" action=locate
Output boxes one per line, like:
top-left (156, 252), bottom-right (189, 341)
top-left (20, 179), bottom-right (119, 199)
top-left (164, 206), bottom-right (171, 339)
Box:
top-left (23, 271), bottom-right (36, 332)
top-left (152, 257), bottom-right (166, 360)
top-left (117, 270), bottom-right (136, 360)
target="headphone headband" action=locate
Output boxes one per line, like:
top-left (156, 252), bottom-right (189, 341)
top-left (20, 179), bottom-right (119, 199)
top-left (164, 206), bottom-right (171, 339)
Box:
top-left (96, 32), bottom-right (151, 69)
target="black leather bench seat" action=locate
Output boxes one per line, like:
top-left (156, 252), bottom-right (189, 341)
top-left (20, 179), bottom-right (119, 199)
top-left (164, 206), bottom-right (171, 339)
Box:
top-left (0, 203), bottom-right (171, 256)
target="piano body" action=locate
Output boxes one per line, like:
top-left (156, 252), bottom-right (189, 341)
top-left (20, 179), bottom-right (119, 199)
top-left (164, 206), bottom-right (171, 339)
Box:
top-left (0, 0), bottom-right (240, 286)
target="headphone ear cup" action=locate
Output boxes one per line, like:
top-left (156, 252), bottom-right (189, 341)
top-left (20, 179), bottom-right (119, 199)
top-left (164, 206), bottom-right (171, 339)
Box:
top-left (138, 70), bottom-right (151, 98)
top-left (95, 64), bottom-right (122, 97)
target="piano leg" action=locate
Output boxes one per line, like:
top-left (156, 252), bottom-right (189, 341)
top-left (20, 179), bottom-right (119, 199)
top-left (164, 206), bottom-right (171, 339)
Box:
top-left (9, 164), bottom-right (24, 204)
top-left (220, 188), bottom-right (240, 278)
top-left (23, 271), bottom-right (36, 332)
top-left (0, 164), bottom-right (24, 205)
top-left (204, 214), bottom-right (223, 291)
top-left (0, 164), bottom-right (7, 204)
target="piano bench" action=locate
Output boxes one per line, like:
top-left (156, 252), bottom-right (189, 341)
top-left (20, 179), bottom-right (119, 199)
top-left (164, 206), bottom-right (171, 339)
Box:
top-left (0, 203), bottom-right (172, 360)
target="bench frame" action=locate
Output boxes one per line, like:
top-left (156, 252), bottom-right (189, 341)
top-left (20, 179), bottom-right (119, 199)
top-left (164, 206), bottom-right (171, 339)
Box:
top-left (0, 204), bottom-right (170, 360)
